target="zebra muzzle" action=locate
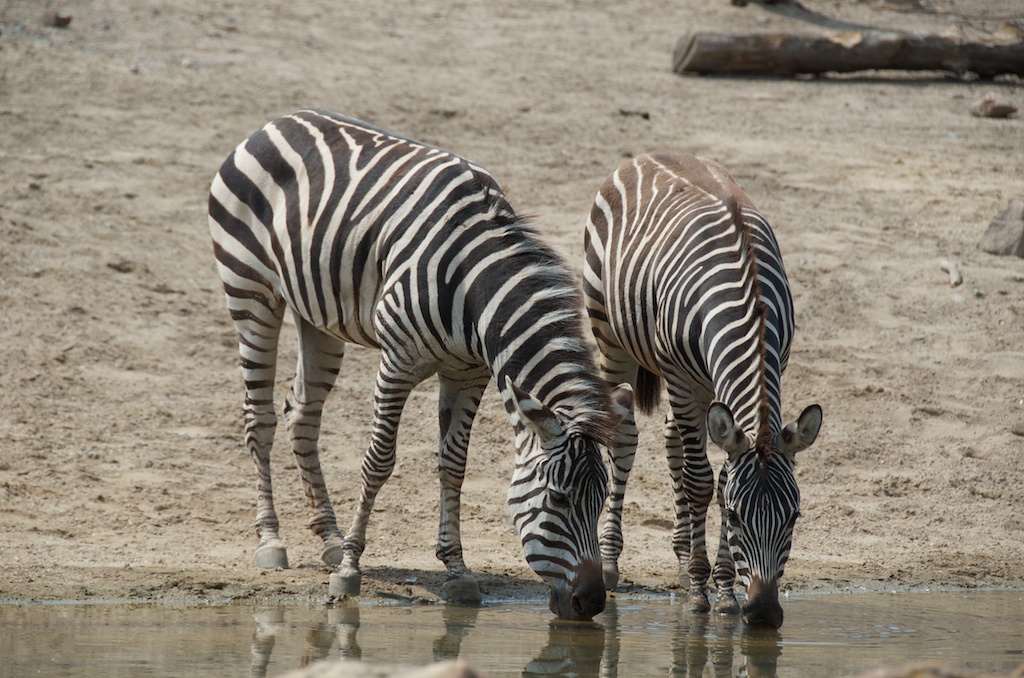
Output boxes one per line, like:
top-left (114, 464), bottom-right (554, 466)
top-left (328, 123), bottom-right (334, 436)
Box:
top-left (742, 575), bottom-right (784, 629)
top-left (548, 559), bottom-right (606, 621)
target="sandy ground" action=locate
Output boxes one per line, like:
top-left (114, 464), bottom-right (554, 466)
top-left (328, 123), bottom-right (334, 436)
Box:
top-left (1, 0), bottom-right (1023, 609)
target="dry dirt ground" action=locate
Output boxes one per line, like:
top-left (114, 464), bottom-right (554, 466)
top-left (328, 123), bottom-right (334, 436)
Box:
top-left (1, 0), bottom-right (1022, 609)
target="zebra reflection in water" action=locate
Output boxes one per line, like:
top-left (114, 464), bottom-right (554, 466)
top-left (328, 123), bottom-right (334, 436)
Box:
top-left (248, 600), bottom-right (782, 678)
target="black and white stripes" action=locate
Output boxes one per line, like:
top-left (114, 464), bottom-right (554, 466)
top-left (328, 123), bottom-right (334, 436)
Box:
top-left (209, 109), bottom-right (629, 620)
top-left (583, 152), bottom-right (821, 628)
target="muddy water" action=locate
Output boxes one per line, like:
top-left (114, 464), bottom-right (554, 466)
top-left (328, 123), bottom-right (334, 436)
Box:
top-left (1, 590), bottom-right (1022, 677)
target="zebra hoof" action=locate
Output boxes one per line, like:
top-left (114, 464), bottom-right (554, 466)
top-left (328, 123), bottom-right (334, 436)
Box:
top-left (329, 570), bottom-right (361, 597)
top-left (254, 541), bottom-right (289, 569)
top-left (321, 542), bottom-right (345, 567)
top-left (714, 590), bottom-right (741, 615)
top-left (442, 575), bottom-right (482, 605)
top-left (687, 587), bottom-right (711, 613)
top-left (602, 567), bottom-right (620, 592)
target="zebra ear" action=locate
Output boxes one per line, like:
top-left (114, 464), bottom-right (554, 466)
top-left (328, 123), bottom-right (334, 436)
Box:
top-left (777, 404), bottom-right (823, 460)
top-left (608, 383), bottom-right (634, 426)
top-left (707, 402), bottom-right (749, 461)
top-left (505, 376), bottom-right (565, 440)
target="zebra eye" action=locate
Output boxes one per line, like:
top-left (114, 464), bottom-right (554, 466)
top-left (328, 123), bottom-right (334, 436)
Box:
top-left (726, 508), bottom-right (741, 526)
top-left (548, 490), bottom-right (570, 509)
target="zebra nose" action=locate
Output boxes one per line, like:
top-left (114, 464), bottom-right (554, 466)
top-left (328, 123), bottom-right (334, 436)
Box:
top-left (570, 579), bottom-right (606, 620)
top-left (570, 559), bottom-right (606, 620)
top-left (742, 575), bottom-right (784, 629)
top-left (547, 560), bottom-right (606, 620)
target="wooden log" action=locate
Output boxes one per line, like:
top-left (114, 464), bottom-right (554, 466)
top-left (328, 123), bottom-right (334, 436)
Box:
top-left (673, 31), bottom-right (1024, 78)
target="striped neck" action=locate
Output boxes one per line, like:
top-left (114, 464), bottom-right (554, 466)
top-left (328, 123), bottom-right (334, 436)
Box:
top-left (465, 218), bottom-right (613, 443)
top-left (713, 213), bottom-right (781, 462)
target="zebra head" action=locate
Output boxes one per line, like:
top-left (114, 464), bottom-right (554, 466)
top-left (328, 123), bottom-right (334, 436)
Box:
top-left (505, 376), bottom-right (619, 621)
top-left (708, 401), bottom-right (822, 629)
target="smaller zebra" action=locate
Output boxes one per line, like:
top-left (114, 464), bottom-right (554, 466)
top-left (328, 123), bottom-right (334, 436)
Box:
top-left (583, 152), bottom-right (822, 628)
top-left (209, 110), bottom-right (631, 620)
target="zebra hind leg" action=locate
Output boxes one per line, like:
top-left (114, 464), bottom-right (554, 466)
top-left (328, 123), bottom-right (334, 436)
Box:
top-left (434, 372), bottom-right (490, 605)
top-left (235, 302), bottom-right (289, 569)
top-left (287, 315), bottom-right (347, 566)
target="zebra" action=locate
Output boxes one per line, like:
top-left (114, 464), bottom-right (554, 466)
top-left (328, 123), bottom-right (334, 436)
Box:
top-left (582, 151), bottom-right (822, 628)
top-left (208, 109), bottom-right (631, 620)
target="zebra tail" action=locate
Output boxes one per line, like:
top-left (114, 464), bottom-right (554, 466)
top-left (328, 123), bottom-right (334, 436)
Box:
top-left (634, 366), bottom-right (662, 416)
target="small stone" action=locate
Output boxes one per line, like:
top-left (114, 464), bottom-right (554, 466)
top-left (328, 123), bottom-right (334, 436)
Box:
top-left (107, 259), bottom-right (135, 273)
top-left (969, 92), bottom-right (1017, 119)
top-left (42, 11), bottom-right (72, 28)
top-left (1011, 422), bottom-right (1024, 437)
top-left (979, 199), bottom-right (1024, 258)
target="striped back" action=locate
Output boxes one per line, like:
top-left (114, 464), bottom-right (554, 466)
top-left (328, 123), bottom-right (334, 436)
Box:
top-left (586, 152), bottom-right (793, 436)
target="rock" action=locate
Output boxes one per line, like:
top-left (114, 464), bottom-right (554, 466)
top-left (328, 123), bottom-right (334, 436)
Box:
top-left (279, 659), bottom-right (483, 678)
top-left (979, 199), bottom-right (1024, 257)
top-left (858, 660), bottom-right (988, 677)
top-left (969, 92), bottom-right (1017, 118)
top-left (42, 11), bottom-right (72, 28)
top-left (107, 259), bottom-right (136, 273)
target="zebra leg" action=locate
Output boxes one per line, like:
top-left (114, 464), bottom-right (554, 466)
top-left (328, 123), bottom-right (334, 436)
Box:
top-left (664, 414), bottom-right (690, 586)
top-left (235, 302), bottom-right (289, 569)
top-left (435, 371), bottom-right (490, 605)
top-left (594, 349), bottom-right (640, 591)
top-left (329, 354), bottom-right (417, 597)
top-left (286, 315), bottom-right (346, 566)
top-left (667, 394), bottom-right (715, 613)
top-left (711, 461), bottom-right (740, 614)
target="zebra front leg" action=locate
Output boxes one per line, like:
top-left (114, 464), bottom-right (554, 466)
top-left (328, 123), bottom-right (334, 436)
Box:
top-left (288, 317), bottom-right (346, 566)
top-left (668, 432), bottom-right (717, 611)
top-left (329, 357), bottom-right (415, 597)
top-left (681, 455), bottom-right (715, 613)
top-left (435, 372), bottom-right (489, 605)
top-left (664, 414), bottom-right (690, 588)
top-left (599, 407), bottom-right (639, 591)
top-left (667, 397), bottom-right (715, 612)
top-left (594, 349), bottom-right (640, 591)
top-left (711, 461), bottom-right (740, 614)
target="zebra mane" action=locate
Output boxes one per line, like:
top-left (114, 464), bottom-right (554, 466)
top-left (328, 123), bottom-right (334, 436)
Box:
top-left (735, 203), bottom-right (774, 466)
top-left (487, 214), bottom-right (618, 447)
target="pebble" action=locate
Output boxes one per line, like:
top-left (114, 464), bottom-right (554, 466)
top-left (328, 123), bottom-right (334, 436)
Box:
top-left (969, 92), bottom-right (1018, 119)
top-left (42, 11), bottom-right (72, 28)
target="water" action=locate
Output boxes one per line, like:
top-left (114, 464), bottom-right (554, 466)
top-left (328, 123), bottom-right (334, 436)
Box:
top-left (1, 590), bottom-right (1022, 677)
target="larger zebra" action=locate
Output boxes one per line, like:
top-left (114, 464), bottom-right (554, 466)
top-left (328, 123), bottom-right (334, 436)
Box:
top-left (583, 152), bottom-right (821, 628)
top-left (208, 109), bottom-right (631, 620)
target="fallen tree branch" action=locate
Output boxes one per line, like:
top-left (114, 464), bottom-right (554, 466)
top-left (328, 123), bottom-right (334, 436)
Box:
top-left (673, 30), bottom-right (1024, 78)
top-left (939, 259), bottom-right (963, 287)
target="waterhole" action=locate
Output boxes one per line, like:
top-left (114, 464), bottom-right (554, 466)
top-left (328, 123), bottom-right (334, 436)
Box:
top-left (1, 590), bottom-right (1022, 677)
